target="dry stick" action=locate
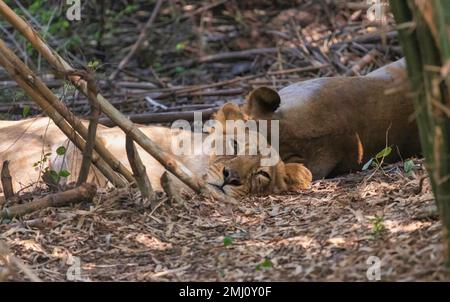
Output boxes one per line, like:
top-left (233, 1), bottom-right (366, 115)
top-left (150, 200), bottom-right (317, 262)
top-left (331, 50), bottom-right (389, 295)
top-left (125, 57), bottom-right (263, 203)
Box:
top-left (125, 135), bottom-right (156, 204)
top-left (1, 160), bottom-right (14, 202)
top-left (99, 108), bottom-right (217, 127)
top-left (0, 240), bottom-right (42, 282)
top-left (0, 2), bottom-right (225, 199)
top-left (160, 171), bottom-right (184, 204)
top-left (109, 0), bottom-right (164, 80)
top-left (0, 53), bottom-right (126, 188)
top-left (160, 47), bottom-right (299, 71)
top-left (0, 38), bottom-right (134, 184)
top-left (0, 183), bottom-right (97, 220)
top-left (345, 49), bottom-right (379, 76)
top-left (71, 71), bottom-right (101, 185)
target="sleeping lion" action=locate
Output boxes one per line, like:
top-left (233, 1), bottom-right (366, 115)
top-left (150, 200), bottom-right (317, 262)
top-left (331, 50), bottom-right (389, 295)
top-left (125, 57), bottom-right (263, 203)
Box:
top-left (0, 103), bottom-right (311, 200)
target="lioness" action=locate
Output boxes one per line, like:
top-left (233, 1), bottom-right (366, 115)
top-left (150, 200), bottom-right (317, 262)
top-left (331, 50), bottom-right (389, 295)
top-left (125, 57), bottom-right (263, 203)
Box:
top-left (0, 103), bottom-right (311, 199)
top-left (243, 59), bottom-right (421, 179)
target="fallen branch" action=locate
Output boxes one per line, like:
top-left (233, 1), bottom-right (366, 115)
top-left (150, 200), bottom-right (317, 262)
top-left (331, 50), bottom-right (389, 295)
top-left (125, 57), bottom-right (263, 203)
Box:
top-left (161, 47), bottom-right (299, 71)
top-left (98, 108), bottom-right (217, 127)
top-left (109, 0), bottom-right (164, 80)
top-left (0, 183), bottom-right (97, 220)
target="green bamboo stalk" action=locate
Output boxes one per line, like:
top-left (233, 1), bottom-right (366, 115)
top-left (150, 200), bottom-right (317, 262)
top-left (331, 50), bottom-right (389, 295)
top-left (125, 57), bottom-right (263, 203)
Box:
top-left (391, 0), bottom-right (450, 267)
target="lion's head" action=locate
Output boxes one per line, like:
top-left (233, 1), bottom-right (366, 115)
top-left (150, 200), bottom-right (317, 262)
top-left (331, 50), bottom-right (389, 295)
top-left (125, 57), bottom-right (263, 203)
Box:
top-left (204, 102), bottom-right (312, 199)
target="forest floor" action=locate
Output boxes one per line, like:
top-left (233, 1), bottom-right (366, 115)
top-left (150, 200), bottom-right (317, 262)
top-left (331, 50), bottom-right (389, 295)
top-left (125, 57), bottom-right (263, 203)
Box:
top-left (1, 159), bottom-right (447, 281)
top-left (0, 1), bottom-right (448, 281)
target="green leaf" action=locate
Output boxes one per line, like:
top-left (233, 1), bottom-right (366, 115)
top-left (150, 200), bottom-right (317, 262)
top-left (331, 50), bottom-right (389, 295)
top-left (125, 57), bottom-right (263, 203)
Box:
top-left (375, 146), bottom-right (392, 160)
top-left (223, 236), bottom-right (233, 247)
top-left (59, 170), bottom-right (71, 178)
top-left (175, 42), bottom-right (185, 51)
top-left (362, 158), bottom-right (374, 171)
top-left (175, 66), bottom-right (186, 74)
top-left (404, 160), bottom-right (414, 174)
top-left (56, 146), bottom-right (67, 156)
top-left (256, 258), bottom-right (273, 270)
top-left (22, 105), bottom-right (30, 118)
top-left (49, 170), bottom-right (60, 183)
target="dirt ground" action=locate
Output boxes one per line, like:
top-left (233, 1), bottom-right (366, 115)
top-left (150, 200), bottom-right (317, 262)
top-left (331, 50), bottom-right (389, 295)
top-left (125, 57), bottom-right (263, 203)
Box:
top-left (1, 159), bottom-right (447, 281)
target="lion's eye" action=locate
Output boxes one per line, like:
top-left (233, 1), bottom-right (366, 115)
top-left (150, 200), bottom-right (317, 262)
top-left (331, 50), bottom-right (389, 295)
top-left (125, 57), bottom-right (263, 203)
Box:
top-left (256, 170), bottom-right (271, 180)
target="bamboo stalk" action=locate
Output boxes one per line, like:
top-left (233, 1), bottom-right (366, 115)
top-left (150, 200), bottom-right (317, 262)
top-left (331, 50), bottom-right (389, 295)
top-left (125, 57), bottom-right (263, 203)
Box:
top-left (391, 0), bottom-right (450, 267)
top-left (0, 1), bottom-right (224, 198)
top-left (126, 134), bottom-right (156, 204)
top-left (0, 38), bottom-right (135, 184)
top-left (0, 52), bottom-right (127, 188)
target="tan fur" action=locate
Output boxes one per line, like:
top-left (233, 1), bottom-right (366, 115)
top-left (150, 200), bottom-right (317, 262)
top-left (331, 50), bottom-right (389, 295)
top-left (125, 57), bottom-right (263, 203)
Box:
top-left (0, 104), bottom-right (311, 199)
top-left (243, 59), bottom-right (421, 180)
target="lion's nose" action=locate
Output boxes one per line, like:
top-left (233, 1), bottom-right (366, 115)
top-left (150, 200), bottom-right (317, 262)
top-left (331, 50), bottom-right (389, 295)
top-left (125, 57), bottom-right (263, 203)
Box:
top-left (223, 168), bottom-right (241, 186)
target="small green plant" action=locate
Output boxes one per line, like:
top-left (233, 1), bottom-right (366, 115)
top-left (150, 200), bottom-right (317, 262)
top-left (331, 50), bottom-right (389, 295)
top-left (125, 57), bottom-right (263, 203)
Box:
top-left (223, 236), bottom-right (233, 247)
top-left (87, 60), bottom-right (101, 71)
top-left (256, 258), bottom-right (273, 271)
top-left (403, 159), bottom-right (415, 176)
top-left (363, 146), bottom-right (393, 171)
top-left (175, 66), bottom-right (186, 74)
top-left (33, 146), bottom-right (71, 184)
top-left (175, 42), bottom-right (186, 51)
top-left (22, 105), bottom-right (30, 118)
top-left (371, 216), bottom-right (387, 237)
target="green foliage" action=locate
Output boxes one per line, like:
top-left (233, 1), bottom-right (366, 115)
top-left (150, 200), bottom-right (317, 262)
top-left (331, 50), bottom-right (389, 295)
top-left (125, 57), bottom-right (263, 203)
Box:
top-left (33, 145), bottom-right (71, 185)
top-left (22, 105), bottom-right (30, 118)
top-left (256, 258), bottom-right (273, 271)
top-left (88, 60), bottom-right (101, 71)
top-left (56, 146), bottom-right (67, 156)
top-left (362, 146), bottom-right (393, 171)
top-left (371, 216), bottom-right (386, 237)
top-left (403, 159), bottom-right (415, 176)
top-left (223, 236), bottom-right (233, 247)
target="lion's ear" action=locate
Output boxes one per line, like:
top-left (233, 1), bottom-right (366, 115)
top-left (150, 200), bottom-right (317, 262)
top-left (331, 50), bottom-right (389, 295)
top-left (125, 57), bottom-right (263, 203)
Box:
top-left (244, 87), bottom-right (280, 118)
top-left (284, 163), bottom-right (312, 191)
top-left (214, 102), bottom-right (246, 125)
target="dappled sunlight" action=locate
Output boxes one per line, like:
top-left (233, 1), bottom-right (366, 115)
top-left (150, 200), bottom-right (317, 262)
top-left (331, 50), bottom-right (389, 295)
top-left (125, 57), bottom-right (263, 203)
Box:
top-left (135, 234), bottom-right (173, 251)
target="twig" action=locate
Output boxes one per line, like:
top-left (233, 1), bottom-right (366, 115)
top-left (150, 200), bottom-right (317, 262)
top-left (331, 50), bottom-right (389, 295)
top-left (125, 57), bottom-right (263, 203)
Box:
top-left (161, 47), bottom-right (299, 71)
top-left (1, 160), bottom-right (14, 203)
top-left (0, 183), bottom-right (97, 220)
top-left (71, 70), bottom-right (101, 186)
top-left (126, 135), bottom-right (156, 206)
top-left (109, 0), bottom-right (164, 80)
top-left (345, 49), bottom-right (380, 76)
top-left (98, 108), bottom-right (217, 127)
top-left (160, 171), bottom-right (184, 204)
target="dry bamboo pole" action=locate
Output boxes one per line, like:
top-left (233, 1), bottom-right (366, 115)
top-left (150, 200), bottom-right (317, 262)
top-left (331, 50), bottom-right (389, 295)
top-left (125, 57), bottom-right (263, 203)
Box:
top-left (0, 52), bottom-right (127, 187)
top-left (0, 1), bottom-right (224, 199)
top-left (0, 38), bottom-right (135, 184)
top-left (126, 134), bottom-right (156, 204)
